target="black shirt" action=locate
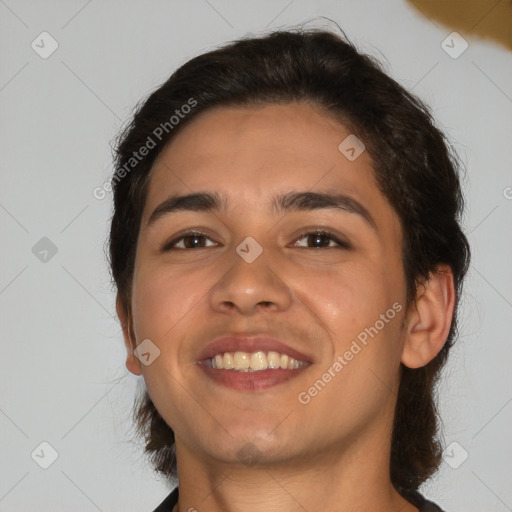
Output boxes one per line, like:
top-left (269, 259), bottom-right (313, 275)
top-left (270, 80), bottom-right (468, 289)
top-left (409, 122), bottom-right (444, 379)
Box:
top-left (152, 486), bottom-right (446, 511)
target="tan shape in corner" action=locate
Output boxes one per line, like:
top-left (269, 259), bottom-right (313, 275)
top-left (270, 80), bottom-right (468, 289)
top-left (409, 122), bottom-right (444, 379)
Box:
top-left (406, 0), bottom-right (512, 51)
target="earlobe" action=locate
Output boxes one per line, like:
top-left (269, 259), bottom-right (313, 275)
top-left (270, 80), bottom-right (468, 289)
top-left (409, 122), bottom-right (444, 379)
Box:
top-left (401, 264), bottom-right (456, 369)
top-left (116, 294), bottom-right (142, 376)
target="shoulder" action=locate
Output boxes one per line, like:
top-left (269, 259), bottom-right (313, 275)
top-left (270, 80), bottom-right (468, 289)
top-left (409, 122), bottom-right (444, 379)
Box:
top-left (152, 486), bottom-right (179, 512)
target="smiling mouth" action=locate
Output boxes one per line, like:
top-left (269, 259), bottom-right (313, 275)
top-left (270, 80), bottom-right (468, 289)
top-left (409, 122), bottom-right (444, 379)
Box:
top-left (197, 350), bottom-right (311, 391)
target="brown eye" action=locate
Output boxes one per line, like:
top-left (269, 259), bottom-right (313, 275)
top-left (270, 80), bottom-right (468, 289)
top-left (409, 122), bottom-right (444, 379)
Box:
top-left (294, 231), bottom-right (350, 249)
top-left (163, 233), bottom-right (217, 251)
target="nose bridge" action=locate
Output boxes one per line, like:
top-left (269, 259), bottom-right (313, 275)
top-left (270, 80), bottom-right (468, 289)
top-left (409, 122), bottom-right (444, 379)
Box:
top-left (209, 234), bottom-right (292, 314)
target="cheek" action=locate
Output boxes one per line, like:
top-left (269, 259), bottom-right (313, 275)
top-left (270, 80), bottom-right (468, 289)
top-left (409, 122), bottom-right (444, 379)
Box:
top-left (302, 260), bottom-right (396, 333)
top-left (300, 259), bottom-right (406, 385)
top-left (129, 267), bottom-right (206, 408)
top-left (130, 264), bottom-right (207, 343)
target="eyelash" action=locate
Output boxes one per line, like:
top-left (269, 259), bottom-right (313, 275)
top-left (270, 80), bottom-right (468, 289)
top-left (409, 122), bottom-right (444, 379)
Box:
top-left (162, 230), bottom-right (351, 251)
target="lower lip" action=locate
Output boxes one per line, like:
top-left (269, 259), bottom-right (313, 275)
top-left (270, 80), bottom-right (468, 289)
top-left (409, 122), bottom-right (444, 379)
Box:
top-left (197, 363), bottom-right (310, 391)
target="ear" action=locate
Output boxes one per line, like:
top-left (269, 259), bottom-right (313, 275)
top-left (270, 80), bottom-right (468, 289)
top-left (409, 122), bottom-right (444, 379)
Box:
top-left (401, 264), bottom-right (456, 369)
top-left (116, 294), bottom-right (142, 376)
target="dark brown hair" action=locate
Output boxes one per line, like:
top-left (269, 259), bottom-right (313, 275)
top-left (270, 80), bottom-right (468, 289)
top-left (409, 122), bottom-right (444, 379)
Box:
top-left (108, 25), bottom-right (470, 495)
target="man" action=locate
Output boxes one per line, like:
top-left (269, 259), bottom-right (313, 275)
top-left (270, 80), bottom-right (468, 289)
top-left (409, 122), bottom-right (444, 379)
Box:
top-left (110, 27), bottom-right (470, 511)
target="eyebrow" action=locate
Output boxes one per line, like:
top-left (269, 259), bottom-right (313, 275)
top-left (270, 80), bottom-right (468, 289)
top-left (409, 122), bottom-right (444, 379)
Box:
top-left (145, 191), bottom-right (377, 230)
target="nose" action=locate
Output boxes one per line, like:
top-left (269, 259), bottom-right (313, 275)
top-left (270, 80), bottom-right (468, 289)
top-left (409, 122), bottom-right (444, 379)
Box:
top-left (209, 244), bottom-right (293, 316)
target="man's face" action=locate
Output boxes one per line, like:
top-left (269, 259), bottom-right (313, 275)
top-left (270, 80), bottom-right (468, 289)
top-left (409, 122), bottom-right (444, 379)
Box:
top-left (125, 102), bottom-right (409, 468)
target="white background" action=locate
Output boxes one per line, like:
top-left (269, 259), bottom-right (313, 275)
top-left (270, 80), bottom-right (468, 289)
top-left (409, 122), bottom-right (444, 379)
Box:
top-left (1, 1), bottom-right (511, 511)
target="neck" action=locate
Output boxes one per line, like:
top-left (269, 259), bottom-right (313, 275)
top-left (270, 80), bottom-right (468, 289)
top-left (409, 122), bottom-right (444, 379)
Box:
top-left (171, 422), bottom-right (418, 512)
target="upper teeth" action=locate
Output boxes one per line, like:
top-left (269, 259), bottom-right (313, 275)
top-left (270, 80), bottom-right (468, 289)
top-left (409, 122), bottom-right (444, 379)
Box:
top-left (211, 351), bottom-right (307, 371)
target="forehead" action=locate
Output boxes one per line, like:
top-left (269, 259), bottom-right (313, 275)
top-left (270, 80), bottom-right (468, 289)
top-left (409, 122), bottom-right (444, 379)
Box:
top-left (146, 102), bottom-right (384, 212)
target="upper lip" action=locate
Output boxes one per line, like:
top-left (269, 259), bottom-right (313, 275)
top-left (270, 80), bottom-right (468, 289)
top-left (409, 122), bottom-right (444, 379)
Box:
top-left (197, 335), bottom-right (313, 363)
